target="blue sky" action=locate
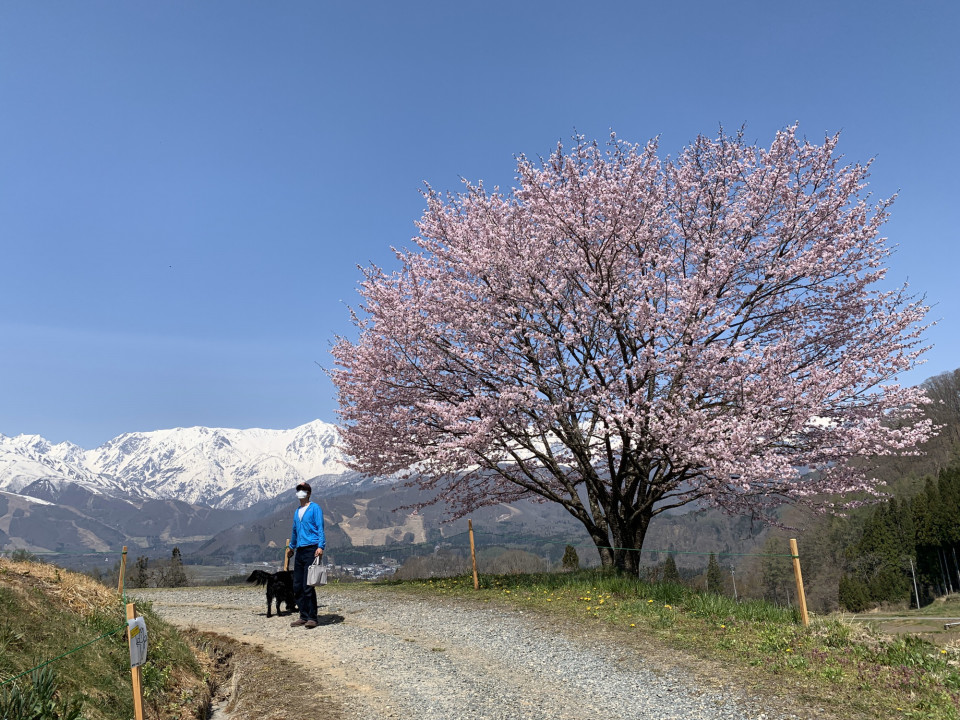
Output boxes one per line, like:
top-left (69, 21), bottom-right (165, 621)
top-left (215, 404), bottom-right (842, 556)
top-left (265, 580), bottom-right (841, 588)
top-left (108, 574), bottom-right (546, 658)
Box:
top-left (1, 1), bottom-right (957, 448)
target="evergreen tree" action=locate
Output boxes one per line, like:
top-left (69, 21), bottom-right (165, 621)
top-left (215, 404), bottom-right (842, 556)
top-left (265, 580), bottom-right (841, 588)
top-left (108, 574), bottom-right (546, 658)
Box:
top-left (938, 467), bottom-right (960, 547)
top-left (561, 545), bottom-right (580, 571)
top-left (913, 483), bottom-right (943, 596)
top-left (890, 498), bottom-right (916, 560)
top-left (760, 536), bottom-right (795, 606)
top-left (706, 553), bottom-right (723, 594)
top-left (128, 556), bottom-right (151, 589)
top-left (662, 555), bottom-right (681, 584)
top-left (165, 547), bottom-right (188, 588)
top-left (838, 574), bottom-right (871, 612)
top-left (940, 468), bottom-right (960, 589)
top-left (843, 500), bottom-right (911, 606)
top-left (840, 460), bottom-right (960, 609)
top-left (914, 479), bottom-right (940, 547)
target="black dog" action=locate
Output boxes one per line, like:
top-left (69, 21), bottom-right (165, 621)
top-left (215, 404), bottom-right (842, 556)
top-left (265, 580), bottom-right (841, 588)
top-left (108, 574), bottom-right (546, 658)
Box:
top-left (246, 570), bottom-right (298, 617)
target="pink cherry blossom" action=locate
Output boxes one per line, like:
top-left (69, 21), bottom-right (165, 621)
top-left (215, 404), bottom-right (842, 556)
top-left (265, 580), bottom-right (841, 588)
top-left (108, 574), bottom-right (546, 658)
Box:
top-left (331, 127), bottom-right (933, 574)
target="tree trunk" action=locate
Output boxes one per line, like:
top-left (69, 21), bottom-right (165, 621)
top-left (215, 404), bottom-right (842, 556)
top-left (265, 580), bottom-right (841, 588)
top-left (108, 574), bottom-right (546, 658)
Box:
top-left (594, 534), bottom-right (615, 569)
top-left (584, 508), bottom-right (650, 576)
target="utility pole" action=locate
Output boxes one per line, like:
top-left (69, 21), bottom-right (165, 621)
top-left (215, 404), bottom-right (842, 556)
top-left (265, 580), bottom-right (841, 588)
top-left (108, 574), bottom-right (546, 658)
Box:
top-left (909, 557), bottom-right (921, 610)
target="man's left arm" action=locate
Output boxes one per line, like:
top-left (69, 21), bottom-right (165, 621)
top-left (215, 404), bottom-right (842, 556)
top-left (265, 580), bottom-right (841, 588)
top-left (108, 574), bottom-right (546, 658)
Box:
top-left (314, 505), bottom-right (325, 557)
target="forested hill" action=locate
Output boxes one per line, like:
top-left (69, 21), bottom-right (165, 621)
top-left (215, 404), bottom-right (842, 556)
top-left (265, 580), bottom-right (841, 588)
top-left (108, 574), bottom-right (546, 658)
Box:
top-left (838, 464), bottom-right (960, 610)
top-left (753, 367), bottom-right (960, 613)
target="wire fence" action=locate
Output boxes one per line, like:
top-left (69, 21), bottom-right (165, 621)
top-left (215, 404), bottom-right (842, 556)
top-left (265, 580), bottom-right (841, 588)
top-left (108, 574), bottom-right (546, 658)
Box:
top-left (469, 530), bottom-right (798, 558)
top-left (322, 529), bottom-right (797, 565)
top-left (0, 531), bottom-right (809, 680)
top-left (0, 532), bottom-right (799, 578)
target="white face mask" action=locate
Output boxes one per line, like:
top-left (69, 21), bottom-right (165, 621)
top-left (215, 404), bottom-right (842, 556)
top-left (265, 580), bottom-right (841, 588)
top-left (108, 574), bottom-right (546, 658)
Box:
top-left (296, 490), bottom-right (308, 500)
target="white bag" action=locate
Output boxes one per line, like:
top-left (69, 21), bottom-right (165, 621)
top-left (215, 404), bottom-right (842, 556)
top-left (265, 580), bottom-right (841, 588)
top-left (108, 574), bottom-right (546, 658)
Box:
top-left (306, 557), bottom-right (328, 586)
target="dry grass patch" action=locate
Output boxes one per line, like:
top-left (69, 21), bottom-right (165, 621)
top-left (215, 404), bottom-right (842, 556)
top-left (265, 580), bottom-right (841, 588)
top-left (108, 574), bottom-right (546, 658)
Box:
top-left (1, 557), bottom-right (208, 720)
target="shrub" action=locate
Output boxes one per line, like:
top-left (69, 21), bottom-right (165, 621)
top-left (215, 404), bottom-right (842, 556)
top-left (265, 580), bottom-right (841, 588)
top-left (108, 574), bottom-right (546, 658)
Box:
top-left (0, 667), bottom-right (85, 720)
top-left (838, 574), bottom-right (871, 612)
top-left (561, 545), bottom-right (580, 571)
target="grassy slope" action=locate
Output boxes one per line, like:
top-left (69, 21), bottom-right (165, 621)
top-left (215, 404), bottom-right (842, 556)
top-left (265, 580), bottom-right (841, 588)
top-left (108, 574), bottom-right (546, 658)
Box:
top-left (0, 558), bottom-right (207, 720)
top-left (366, 570), bottom-right (960, 720)
top-left (911, 597), bottom-right (960, 618)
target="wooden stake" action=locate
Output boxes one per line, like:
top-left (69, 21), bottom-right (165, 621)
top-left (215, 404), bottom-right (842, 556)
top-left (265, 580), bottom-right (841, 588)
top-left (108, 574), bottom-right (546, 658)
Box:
top-left (789, 538), bottom-right (810, 627)
top-left (468, 520), bottom-right (479, 590)
top-left (118, 546), bottom-right (128, 595)
top-left (126, 602), bottom-right (145, 720)
top-left (283, 540), bottom-right (291, 571)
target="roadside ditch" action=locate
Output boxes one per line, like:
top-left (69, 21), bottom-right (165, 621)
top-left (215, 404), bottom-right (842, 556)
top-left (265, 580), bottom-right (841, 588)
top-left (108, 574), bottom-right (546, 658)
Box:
top-left (187, 630), bottom-right (345, 720)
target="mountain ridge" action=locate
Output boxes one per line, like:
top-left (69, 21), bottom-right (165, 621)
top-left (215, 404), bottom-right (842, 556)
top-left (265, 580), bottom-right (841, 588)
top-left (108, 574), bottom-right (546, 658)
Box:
top-left (0, 422), bottom-right (771, 574)
top-left (0, 420), bottom-right (354, 510)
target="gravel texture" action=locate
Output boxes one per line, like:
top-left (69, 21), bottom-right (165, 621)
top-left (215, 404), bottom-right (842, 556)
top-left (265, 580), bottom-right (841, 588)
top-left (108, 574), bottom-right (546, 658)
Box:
top-left (134, 585), bottom-right (813, 720)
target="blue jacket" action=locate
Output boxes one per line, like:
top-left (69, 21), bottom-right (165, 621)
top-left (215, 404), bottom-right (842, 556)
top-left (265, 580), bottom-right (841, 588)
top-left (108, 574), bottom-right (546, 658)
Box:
top-left (290, 501), bottom-right (325, 550)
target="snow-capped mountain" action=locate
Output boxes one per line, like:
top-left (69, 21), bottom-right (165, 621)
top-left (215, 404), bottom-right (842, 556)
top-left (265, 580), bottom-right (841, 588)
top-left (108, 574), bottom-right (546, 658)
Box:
top-left (0, 434), bottom-right (124, 494)
top-left (0, 420), bottom-right (356, 509)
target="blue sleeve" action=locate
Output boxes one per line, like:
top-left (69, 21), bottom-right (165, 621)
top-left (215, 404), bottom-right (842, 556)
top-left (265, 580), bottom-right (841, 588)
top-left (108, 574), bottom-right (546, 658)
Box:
top-left (290, 511), bottom-right (299, 550)
top-left (314, 504), bottom-right (325, 550)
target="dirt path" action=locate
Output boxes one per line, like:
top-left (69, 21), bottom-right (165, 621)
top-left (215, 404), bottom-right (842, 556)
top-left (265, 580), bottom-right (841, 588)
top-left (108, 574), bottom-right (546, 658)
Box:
top-left (136, 585), bottom-right (813, 720)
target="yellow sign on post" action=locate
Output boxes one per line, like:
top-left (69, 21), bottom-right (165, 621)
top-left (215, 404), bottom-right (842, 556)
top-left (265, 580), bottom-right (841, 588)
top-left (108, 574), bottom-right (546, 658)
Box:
top-left (128, 617), bottom-right (148, 667)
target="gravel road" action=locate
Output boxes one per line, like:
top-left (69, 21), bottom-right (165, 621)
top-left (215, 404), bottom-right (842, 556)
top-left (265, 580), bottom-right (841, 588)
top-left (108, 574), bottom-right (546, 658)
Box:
top-left (134, 585), bottom-right (814, 720)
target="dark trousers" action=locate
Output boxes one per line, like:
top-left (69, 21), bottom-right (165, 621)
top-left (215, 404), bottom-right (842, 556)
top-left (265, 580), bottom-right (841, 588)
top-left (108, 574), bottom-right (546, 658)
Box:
top-left (292, 545), bottom-right (319, 622)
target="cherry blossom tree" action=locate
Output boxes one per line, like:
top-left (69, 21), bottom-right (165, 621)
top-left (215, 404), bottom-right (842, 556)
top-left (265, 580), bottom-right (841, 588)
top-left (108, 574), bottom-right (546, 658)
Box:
top-left (332, 127), bottom-right (932, 574)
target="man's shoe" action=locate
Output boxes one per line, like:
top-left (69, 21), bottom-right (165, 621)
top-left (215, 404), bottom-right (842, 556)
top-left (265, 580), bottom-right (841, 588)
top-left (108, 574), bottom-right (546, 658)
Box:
top-left (290, 619), bottom-right (307, 627)
top-left (304, 620), bottom-right (318, 629)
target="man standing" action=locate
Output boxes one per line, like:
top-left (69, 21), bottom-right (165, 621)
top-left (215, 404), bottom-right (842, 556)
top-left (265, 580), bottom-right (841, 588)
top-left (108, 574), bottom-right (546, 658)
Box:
top-left (286, 481), bottom-right (324, 628)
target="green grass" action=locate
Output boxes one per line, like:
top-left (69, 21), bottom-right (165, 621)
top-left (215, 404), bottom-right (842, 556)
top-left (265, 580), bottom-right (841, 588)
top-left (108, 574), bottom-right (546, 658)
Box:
top-left (374, 569), bottom-right (960, 720)
top-left (900, 596), bottom-right (960, 618)
top-left (0, 558), bottom-right (206, 720)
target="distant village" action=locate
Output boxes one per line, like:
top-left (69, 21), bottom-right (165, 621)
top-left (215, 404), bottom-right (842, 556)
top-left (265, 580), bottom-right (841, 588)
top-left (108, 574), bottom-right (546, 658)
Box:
top-left (330, 555), bottom-right (400, 581)
top-left (242, 555), bottom-right (401, 583)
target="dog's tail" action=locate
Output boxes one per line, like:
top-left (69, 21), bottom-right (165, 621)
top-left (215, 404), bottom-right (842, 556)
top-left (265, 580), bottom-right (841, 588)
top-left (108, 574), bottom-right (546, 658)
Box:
top-left (246, 570), bottom-right (272, 586)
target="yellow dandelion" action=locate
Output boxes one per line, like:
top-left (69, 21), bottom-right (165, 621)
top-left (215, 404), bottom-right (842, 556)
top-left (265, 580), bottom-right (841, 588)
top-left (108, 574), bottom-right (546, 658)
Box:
top-left (664, 604), bottom-right (671, 609)
top-left (786, 649), bottom-right (793, 653)
top-left (630, 623), bottom-right (636, 627)
top-left (647, 599), bottom-right (654, 603)
top-left (720, 624), bottom-right (726, 629)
